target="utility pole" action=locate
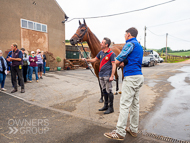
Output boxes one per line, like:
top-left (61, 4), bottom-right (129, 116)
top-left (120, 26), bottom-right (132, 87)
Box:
top-left (166, 33), bottom-right (168, 62)
top-left (144, 26), bottom-right (146, 51)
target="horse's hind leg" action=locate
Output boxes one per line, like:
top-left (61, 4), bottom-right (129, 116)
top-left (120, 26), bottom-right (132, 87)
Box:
top-left (115, 69), bottom-right (119, 95)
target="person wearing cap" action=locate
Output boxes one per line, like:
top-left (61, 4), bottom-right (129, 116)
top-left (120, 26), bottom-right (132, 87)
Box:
top-left (7, 43), bottom-right (25, 93)
top-left (21, 48), bottom-right (29, 83)
top-left (29, 51), bottom-right (38, 82)
top-left (0, 50), bottom-right (8, 91)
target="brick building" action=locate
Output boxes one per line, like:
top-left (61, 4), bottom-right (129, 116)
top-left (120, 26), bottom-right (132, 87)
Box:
top-left (0, 0), bottom-right (67, 68)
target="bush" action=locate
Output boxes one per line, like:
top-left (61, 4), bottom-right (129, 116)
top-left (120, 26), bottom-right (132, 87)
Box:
top-left (56, 56), bottom-right (61, 63)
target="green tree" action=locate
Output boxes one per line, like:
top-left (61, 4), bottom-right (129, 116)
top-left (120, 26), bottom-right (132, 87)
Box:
top-left (157, 47), bottom-right (172, 53)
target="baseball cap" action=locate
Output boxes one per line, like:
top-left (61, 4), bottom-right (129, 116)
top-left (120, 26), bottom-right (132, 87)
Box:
top-left (31, 51), bottom-right (35, 54)
top-left (21, 48), bottom-right (25, 51)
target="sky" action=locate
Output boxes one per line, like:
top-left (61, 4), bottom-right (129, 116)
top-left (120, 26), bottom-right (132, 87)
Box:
top-left (56, 0), bottom-right (190, 51)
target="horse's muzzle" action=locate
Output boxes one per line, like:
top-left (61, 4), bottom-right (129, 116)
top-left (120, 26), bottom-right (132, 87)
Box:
top-left (70, 39), bottom-right (76, 46)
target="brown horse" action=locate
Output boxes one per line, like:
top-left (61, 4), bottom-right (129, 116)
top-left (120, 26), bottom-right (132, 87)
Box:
top-left (70, 19), bottom-right (124, 102)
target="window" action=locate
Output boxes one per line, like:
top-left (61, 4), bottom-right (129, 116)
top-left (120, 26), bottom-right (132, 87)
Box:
top-left (21, 19), bottom-right (47, 33)
top-left (28, 21), bottom-right (33, 29)
top-left (42, 25), bottom-right (47, 32)
top-left (36, 23), bottom-right (41, 31)
top-left (21, 19), bottom-right (27, 28)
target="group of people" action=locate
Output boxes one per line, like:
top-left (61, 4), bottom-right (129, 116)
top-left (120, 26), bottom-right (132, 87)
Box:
top-left (82, 27), bottom-right (144, 140)
top-left (1, 27), bottom-right (143, 140)
top-left (0, 43), bottom-right (47, 93)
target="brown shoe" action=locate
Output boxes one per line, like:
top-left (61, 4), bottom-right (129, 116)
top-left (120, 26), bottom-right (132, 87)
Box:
top-left (125, 127), bottom-right (137, 137)
top-left (21, 89), bottom-right (25, 93)
top-left (11, 89), bottom-right (17, 93)
top-left (104, 130), bottom-right (124, 141)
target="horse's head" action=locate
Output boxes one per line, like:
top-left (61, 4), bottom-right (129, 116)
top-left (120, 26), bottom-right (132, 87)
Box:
top-left (70, 19), bottom-right (88, 46)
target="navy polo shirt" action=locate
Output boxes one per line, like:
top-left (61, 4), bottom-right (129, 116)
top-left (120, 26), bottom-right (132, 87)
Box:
top-left (12, 49), bottom-right (23, 67)
top-left (96, 48), bottom-right (116, 77)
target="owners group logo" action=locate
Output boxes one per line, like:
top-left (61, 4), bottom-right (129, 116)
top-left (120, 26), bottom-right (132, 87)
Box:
top-left (8, 119), bottom-right (49, 134)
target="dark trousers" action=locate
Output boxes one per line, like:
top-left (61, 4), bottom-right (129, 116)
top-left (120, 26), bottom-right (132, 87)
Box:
top-left (22, 65), bottom-right (28, 82)
top-left (11, 66), bottom-right (24, 90)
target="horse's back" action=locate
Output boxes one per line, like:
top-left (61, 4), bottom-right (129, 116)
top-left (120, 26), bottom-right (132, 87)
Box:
top-left (110, 44), bottom-right (125, 56)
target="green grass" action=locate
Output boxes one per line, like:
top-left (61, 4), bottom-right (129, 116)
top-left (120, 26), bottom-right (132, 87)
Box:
top-left (168, 51), bottom-right (190, 56)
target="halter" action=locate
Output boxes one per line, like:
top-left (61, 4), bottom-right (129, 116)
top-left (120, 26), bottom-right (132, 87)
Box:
top-left (74, 26), bottom-right (88, 42)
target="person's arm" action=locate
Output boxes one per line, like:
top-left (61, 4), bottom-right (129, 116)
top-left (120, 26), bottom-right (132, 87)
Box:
top-left (34, 56), bottom-right (38, 62)
top-left (109, 61), bottom-right (116, 81)
top-left (3, 58), bottom-right (8, 70)
top-left (41, 54), bottom-right (44, 59)
top-left (29, 56), bottom-right (33, 62)
top-left (23, 54), bottom-right (28, 61)
top-left (109, 53), bottom-right (116, 81)
top-left (44, 55), bottom-right (47, 62)
top-left (82, 51), bottom-right (100, 63)
top-left (115, 42), bottom-right (134, 66)
top-left (8, 57), bottom-right (22, 61)
top-left (8, 51), bottom-right (22, 61)
top-left (82, 57), bottom-right (98, 63)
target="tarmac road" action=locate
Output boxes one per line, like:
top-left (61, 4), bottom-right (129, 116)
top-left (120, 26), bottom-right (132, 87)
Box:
top-left (1, 60), bottom-right (190, 142)
top-left (0, 92), bottom-right (166, 143)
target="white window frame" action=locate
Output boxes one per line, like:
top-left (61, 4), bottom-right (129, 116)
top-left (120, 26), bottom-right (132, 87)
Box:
top-left (21, 19), bottom-right (27, 28)
top-left (20, 18), bottom-right (47, 33)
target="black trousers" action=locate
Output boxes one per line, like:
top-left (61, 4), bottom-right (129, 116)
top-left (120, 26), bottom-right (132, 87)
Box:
top-left (22, 65), bottom-right (28, 82)
top-left (11, 66), bottom-right (24, 90)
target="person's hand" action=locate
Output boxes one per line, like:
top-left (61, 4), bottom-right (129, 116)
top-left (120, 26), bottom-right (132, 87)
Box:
top-left (81, 58), bottom-right (86, 61)
top-left (119, 62), bottom-right (124, 67)
top-left (7, 71), bottom-right (10, 74)
top-left (7, 57), bottom-right (12, 61)
top-left (109, 76), bottom-right (114, 81)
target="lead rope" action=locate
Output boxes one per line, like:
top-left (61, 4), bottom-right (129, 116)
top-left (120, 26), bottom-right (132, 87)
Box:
top-left (76, 43), bottom-right (97, 77)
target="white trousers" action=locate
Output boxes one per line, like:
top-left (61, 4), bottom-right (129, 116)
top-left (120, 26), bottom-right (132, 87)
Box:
top-left (116, 75), bottom-right (144, 137)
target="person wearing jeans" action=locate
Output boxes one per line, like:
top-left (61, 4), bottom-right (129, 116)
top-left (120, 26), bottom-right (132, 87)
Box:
top-left (0, 50), bottom-right (8, 91)
top-left (42, 51), bottom-right (46, 75)
top-left (104, 27), bottom-right (144, 141)
top-left (21, 48), bottom-right (29, 83)
top-left (29, 51), bottom-right (38, 82)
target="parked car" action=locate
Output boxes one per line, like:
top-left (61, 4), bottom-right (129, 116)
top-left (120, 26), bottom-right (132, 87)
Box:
top-left (158, 57), bottom-right (164, 63)
top-left (142, 56), bottom-right (155, 67)
top-left (147, 54), bottom-right (158, 63)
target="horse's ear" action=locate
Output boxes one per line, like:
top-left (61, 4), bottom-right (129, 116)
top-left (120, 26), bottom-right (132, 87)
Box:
top-left (83, 19), bottom-right (86, 26)
top-left (79, 20), bottom-right (81, 25)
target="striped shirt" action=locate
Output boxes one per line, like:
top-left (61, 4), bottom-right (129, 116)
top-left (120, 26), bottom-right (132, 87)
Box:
top-left (36, 54), bottom-right (43, 64)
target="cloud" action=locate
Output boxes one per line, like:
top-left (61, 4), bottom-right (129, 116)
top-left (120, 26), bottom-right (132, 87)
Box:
top-left (57, 0), bottom-right (190, 50)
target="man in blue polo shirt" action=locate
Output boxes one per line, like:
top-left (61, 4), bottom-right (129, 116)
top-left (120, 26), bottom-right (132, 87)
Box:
top-left (7, 43), bottom-right (25, 93)
top-left (82, 37), bottom-right (116, 114)
top-left (104, 27), bottom-right (144, 140)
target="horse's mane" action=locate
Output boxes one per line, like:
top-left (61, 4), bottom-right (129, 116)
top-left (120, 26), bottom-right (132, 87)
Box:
top-left (87, 27), bottom-right (101, 58)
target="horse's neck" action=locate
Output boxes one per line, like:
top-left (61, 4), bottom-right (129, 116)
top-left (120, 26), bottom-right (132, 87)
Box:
top-left (86, 29), bottom-right (101, 58)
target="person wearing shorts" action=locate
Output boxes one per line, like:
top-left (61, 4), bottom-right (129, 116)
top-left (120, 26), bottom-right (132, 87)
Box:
top-left (36, 49), bottom-right (43, 79)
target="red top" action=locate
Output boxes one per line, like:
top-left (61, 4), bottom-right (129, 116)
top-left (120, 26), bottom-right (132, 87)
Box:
top-left (29, 56), bottom-right (38, 67)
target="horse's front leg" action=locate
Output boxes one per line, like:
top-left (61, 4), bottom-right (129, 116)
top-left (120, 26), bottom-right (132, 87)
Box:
top-left (93, 62), bottom-right (104, 103)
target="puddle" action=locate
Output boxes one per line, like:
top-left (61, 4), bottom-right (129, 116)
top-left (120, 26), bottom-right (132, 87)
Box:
top-left (142, 66), bottom-right (190, 141)
top-left (147, 80), bottom-right (161, 87)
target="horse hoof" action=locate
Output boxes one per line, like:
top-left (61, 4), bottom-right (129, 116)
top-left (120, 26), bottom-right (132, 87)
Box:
top-left (99, 99), bottom-right (104, 103)
top-left (114, 92), bottom-right (118, 95)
